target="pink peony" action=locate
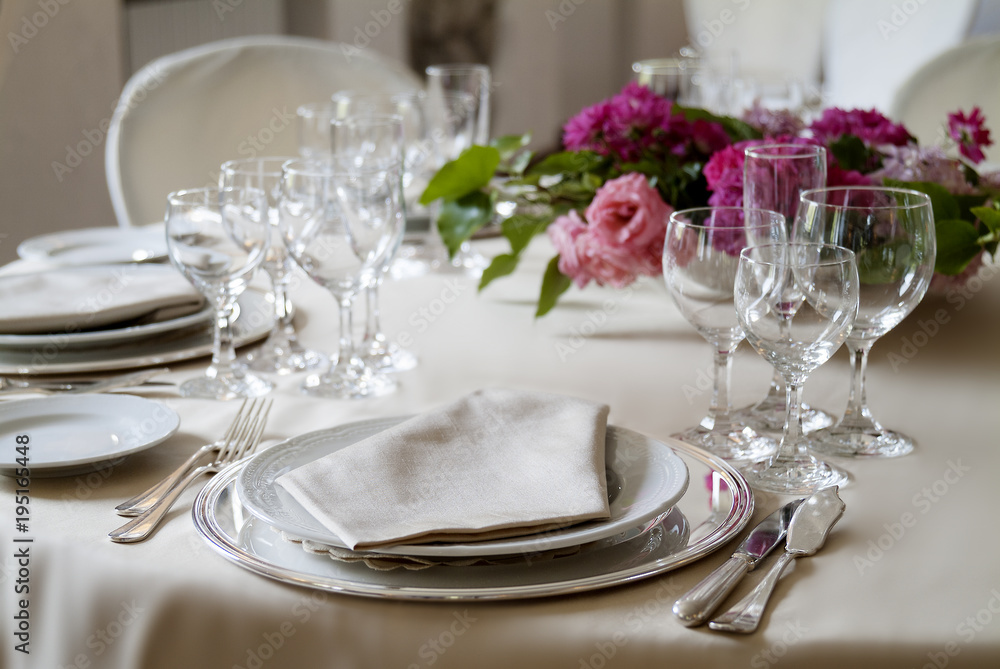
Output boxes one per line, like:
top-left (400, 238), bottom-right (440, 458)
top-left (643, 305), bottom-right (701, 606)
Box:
top-left (808, 107), bottom-right (912, 147)
top-left (585, 173), bottom-right (672, 248)
top-left (948, 107), bottom-right (993, 164)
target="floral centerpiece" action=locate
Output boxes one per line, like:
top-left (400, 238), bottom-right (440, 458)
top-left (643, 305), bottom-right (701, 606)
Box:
top-left (420, 82), bottom-right (1000, 315)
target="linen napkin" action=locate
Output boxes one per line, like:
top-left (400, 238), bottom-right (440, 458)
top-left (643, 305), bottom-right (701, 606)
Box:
top-left (0, 265), bottom-right (204, 334)
top-left (276, 388), bottom-right (612, 551)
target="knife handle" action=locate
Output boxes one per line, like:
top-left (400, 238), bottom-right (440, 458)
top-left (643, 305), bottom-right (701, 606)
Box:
top-left (672, 555), bottom-right (751, 627)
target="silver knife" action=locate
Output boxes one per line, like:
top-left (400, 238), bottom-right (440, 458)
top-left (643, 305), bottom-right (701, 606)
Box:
top-left (673, 497), bottom-right (804, 627)
top-left (0, 368), bottom-right (169, 395)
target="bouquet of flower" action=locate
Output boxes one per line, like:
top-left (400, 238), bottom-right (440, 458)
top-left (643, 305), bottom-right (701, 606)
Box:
top-left (420, 82), bottom-right (999, 315)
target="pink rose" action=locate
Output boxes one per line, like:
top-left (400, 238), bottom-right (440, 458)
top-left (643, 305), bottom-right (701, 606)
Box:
top-left (548, 210), bottom-right (589, 286)
top-left (585, 173), bottom-right (673, 249)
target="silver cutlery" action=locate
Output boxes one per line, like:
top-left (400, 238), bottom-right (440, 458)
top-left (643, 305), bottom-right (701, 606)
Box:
top-left (673, 497), bottom-right (803, 627)
top-left (109, 398), bottom-right (272, 543)
top-left (0, 368), bottom-right (171, 396)
top-left (708, 486), bottom-right (846, 633)
top-left (115, 398), bottom-right (259, 516)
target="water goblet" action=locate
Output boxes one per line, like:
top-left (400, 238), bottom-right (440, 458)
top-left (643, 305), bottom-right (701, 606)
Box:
top-left (663, 207), bottom-right (786, 462)
top-left (165, 187), bottom-right (273, 400)
top-left (296, 102), bottom-right (337, 159)
top-left (220, 157), bottom-right (324, 375)
top-left (331, 113), bottom-right (416, 373)
top-left (280, 158), bottom-right (404, 399)
top-left (735, 243), bottom-right (859, 494)
top-left (795, 186), bottom-right (936, 457)
top-left (737, 143), bottom-right (835, 434)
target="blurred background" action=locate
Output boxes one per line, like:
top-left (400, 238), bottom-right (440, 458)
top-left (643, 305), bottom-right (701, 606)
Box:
top-left (2, 0), bottom-right (999, 263)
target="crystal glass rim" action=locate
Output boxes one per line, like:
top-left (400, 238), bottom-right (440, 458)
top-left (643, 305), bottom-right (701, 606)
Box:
top-left (166, 186), bottom-right (266, 205)
top-left (220, 156), bottom-right (298, 178)
top-left (631, 57), bottom-right (689, 73)
top-left (331, 89), bottom-right (426, 104)
top-left (296, 101), bottom-right (336, 118)
top-left (744, 143), bottom-right (827, 159)
top-left (280, 157), bottom-right (404, 178)
top-left (668, 206), bottom-right (785, 231)
top-left (425, 63), bottom-right (490, 76)
top-left (330, 112), bottom-right (405, 129)
top-left (799, 185), bottom-right (933, 211)
top-left (738, 242), bottom-right (856, 268)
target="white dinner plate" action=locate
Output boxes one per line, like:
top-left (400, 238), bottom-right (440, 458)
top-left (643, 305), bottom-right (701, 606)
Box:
top-left (0, 290), bottom-right (272, 375)
top-left (0, 395), bottom-right (180, 477)
top-left (17, 226), bottom-right (167, 265)
top-left (237, 416), bottom-right (690, 558)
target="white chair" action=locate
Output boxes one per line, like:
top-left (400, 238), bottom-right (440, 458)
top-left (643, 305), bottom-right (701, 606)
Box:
top-left (889, 33), bottom-right (1000, 163)
top-left (105, 35), bottom-right (422, 228)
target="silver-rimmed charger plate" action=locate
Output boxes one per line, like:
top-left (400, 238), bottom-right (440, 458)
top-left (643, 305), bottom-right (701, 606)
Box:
top-left (0, 291), bottom-right (272, 375)
top-left (193, 440), bottom-right (753, 601)
top-left (236, 418), bottom-right (690, 558)
top-left (17, 225), bottom-right (167, 265)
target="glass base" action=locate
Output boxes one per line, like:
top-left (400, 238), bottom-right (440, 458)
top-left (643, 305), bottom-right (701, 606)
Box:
top-left (742, 451), bottom-right (851, 495)
top-left (672, 424), bottom-right (777, 464)
top-left (244, 342), bottom-right (327, 376)
top-left (300, 369), bottom-right (397, 400)
top-left (734, 396), bottom-right (835, 434)
top-left (365, 342), bottom-right (418, 373)
top-left (179, 370), bottom-right (273, 401)
top-left (810, 425), bottom-right (915, 458)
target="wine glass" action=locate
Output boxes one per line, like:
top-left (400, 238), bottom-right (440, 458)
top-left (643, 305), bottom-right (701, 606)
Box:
top-left (220, 157), bottom-right (324, 375)
top-left (663, 207), bottom-right (786, 462)
top-left (296, 102), bottom-right (336, 159)
top-left (330, 113), bottom-right (417, 373)
top-left (794, 186), bottom-right (936, 457)
top-left (165, 187), bottom-right (272, 400)
top-left (737, 143), bottom-right (835, 434)
top-left (425, 63), bottom-right (491, 145)
top-left (279, 157), bottom-right (404, 399)
top-left (735, 243), bottom-right (858, 494)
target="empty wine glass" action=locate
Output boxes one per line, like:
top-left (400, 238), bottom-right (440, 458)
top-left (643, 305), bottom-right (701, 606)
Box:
top-left (220, 157), bottom-right (324, 375)
top-left (331, 113), bottom-right (416, 373)
top-left (663, 207), bottom-right (786, 462)
top-left (795, 186), bottom-right (936, 457)
top-left (280, 157), bottom-right (404, 399)
top-left (165, 187), bottom-right (272, 400)
top-left (296, 102), bottom-right (336, 159)
top-left (735, 243), bottom-right (858, 494)
top-left (737, 143), bottom-right (835, 434)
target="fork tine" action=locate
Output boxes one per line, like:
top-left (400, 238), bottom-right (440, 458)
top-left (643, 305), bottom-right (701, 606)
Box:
top-left (232, 399), bottom-right (272, 461)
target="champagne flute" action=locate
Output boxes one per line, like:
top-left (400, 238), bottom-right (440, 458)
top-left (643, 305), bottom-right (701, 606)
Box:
top-left (735, 243), bottom-right (858, 493)
top-left (220, 157), bottom-right (324, 375)
top-left (737, 143), bottom-right (835, 433)
top-left (663, 207), bottom-right (785, 462)
top-left (280, 157), bottom-right (404, 399)
top-left (165, 187), bottom-right (272, 400)
top-left (795, 186), bottom-right (936, 457)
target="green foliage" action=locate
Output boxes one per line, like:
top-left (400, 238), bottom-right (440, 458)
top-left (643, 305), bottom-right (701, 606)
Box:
top-left (934, 219), bottom-right (983, 274)
top-left (437, 191), bottom-right (494, 257)
top-left (420, 146), bottom-right (500, 205)
top-left (537, 256), bottom-right (572, 318)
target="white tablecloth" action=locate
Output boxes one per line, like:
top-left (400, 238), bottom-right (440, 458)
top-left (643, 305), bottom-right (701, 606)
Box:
top-left (1, 238), bottom-right (998, 668)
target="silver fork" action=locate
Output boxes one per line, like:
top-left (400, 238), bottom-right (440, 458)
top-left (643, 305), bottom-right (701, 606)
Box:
top-left (115, 398), bottom-right (259, 516)
top-left (109, 398), bottom-right (272, 543)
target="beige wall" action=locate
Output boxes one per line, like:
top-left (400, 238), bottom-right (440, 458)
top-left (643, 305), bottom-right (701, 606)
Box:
top-left (0, 0), bottom-right (124, 264)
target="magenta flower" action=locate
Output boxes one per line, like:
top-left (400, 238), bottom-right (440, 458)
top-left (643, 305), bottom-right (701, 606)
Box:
top-left (948, 107), bottom-right (993, 164)
top-left (809, 108), bottom-right (912, 147)
top-left (741, 101), bottom-right (805, 138)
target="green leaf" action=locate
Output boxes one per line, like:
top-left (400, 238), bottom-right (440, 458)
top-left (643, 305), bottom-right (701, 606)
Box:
top-left (971, 205), bottom-right (1000, 235)
top-left (479, 253), bottom-right (520, 291)
top-left (502, 213), bottom-right (552, 254)
top-left (436, 191), bottom-right (494, 257)
top-left (884, 179), bottom-right (960, 221)
top-left (828, 135), bottom-right (872, 172)
top-left (491, 133), bottom-right (531, 161)
top-left (536, 256), bottom-right (572, 317)
top-left (419, 145), bottom-right (500, 205)
top-left (673, 105), bottom-right (762, 141)
top-left (528, 151), bottom-right (605, 177)
top-left (935, 218), bottom-right (982, 274)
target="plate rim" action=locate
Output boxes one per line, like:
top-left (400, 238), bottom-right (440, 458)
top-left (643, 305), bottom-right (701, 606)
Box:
top-left (236, 416), bottom-right (690, 558)
top-left (0, 394), bottom-right (179, 471)
top-left (193, 441), bottom-right (753, 601)
top-left (17, 225), bottom-right (167, 264)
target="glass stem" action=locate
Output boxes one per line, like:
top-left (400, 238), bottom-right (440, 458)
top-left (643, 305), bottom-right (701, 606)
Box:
top-left (363, 280), bottom-right (382, 350)
top-left (709, 347), bottom-right (735, 431)
top-left (269, 271), bottom-right (295, 349)
top-left (840, 340), bottom-right (878, 430)
top-left (332, 294), bottom-right (356, 375)
top-left (210, 302), bottom-right (237, 379)
top-left (781, 378), bottom-right (805, 459)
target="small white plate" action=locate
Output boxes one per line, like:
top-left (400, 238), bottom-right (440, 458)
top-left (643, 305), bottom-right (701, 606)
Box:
top-left (237, 417), bottom-right (690, 558)
top-left (17, 226), bottom-right (167, 265)
top-left (0, 395), bottom-right (180, 477)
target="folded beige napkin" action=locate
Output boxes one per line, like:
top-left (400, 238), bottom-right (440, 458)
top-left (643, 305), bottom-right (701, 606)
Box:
top-left (276, 388), bottom-right (612, 551)
top-left (0, 265), bottom-right (204, 334)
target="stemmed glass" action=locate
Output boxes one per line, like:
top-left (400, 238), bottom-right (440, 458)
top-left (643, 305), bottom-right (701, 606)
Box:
top-left (795, 186), bottom-right (936, 457)
top-left (663, 207), bottom-right (786, 462)
top-left (165, 187), bottom-right (272, 400)
top-left (296, 102), bottom-right (336, 159)
top-left (735, 243), bottom-right (858, 493)
top-left (330, 113), bottom-right (417, 373)
top-left (220, 157), bottom-right (324, 375)
top-left (737, 143), bottom-right (835, 433)
top-left (279, 156), bottom-right (405, 399)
